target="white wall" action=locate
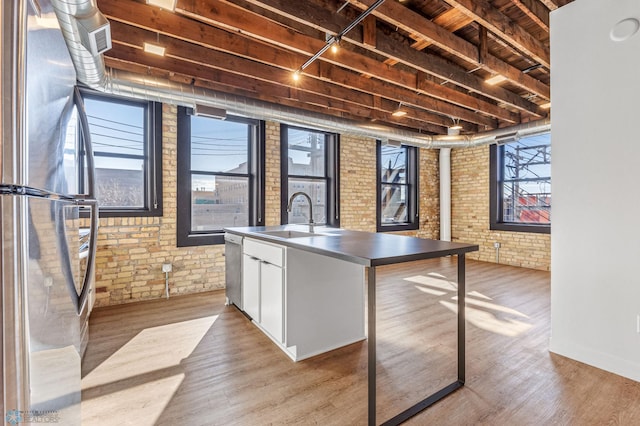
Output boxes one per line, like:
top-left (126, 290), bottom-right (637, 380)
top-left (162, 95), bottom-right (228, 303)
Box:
top-left (550, 0), bottom-right (640, 382)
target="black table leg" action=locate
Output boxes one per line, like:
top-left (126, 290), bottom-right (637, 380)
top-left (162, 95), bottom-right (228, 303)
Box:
top-left (368, 266), bottom-right (377, 426)
top-left (458, 253), bottom-right (466, 383)
top-left (375, 254), bottom-right (467, 426)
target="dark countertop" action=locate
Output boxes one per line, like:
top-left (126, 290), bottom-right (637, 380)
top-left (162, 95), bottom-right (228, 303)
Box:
top-left (225, 225), bottom-right (479, 267)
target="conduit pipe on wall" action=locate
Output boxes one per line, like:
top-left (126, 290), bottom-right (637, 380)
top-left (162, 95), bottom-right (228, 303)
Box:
top-left (439, 126), bottom-right (459, 242)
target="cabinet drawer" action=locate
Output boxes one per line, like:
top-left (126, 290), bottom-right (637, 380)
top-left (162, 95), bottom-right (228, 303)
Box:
top-left (243, 238), bottom-right (285, 267)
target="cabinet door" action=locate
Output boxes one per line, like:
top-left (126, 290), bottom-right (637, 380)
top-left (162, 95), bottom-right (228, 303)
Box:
top-left (260, 261), bottom-right (284, 343)
top-left (242, 254), bottom-right (260, 321)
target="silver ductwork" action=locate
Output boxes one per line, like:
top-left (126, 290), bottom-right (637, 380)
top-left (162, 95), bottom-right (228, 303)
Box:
top-left (49, 0), bottom-right (549, 148)
top-left (104, 69), bottom-right (550, 149)
top-left (51, 0), bottom-right (109, 88)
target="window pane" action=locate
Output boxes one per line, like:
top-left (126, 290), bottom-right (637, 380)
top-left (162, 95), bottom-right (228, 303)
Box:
top-left (502, 133), bottom-right (551, 224)
top-left (191, 117), bottom-right (249, 173)
top-left (191, 174), bottom-right (249, 231)
top-left (85, 98), bottom-right (145, 157)
top-left (381, 184), bottom-right (408, 225)
top-left (287, 128), bottom-right (325, 177)
top-left (84, 97), bottom-right (146, 208)
top-left (380, 145), bottom-right (407, 183)
top-left (287, 179), bottom-right (327, 224)
top-left (95, 156), bottom-right (144, 207)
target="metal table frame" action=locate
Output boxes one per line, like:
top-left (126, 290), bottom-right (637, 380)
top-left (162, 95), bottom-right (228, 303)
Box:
top-left (367, 254), bottom-right (466, 426)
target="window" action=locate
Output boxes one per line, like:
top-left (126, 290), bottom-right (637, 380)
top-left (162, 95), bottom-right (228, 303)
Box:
top-left (177, 107), bottom-right (265, 246)
top-left (377, 142), bottom-right (419, 232)
top-left (280, 125), bottom-right (339, 226)
top-left (77, 91), bottom-right (162, 217)
top-left (490, 132), bottom-right (551, 233)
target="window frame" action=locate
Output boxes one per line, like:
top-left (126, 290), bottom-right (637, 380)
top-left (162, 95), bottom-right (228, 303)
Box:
top-left (176, 106), bottom-right (265, 246)
top-left (489, 138), bottom-right (551, 234)
top-left (78, 89), bottom-right (163, 218)
top-left (376, 141), bottom-right (419, 232)
top-left (280, 124), bottom-right (340, 227)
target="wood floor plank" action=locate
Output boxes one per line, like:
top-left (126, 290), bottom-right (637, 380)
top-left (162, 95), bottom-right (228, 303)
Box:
top-left (82, 258), bottom-right (640, 425)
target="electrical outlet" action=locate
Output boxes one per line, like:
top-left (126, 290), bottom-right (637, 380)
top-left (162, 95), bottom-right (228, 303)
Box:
top-left (162, 263), bottom-right (172, 273)
top-left (493, 242), bottom-right (501, 249)
top-left (44, 276), bottom-right (53, 287)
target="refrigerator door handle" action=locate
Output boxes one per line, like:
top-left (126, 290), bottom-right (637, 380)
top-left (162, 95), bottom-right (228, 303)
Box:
top-left (76, 198), bottom-right (98, 314)
top-left (74, 86), bottom-right (98, 314)
top-left (74, 86), bottom-right (96, 199)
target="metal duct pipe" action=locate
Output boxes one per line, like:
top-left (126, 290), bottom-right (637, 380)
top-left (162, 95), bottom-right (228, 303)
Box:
top-left (105, 69), bottom-right (551, 149)
top-left (51, 0), bottom-right (107, 88)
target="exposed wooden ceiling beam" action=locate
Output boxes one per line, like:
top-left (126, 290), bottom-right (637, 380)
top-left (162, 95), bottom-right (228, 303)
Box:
top-left (510, 0), bottom-right (550, 31)
top-left (106, 43), bottom-right (449, 134)
top-left (155, 0), bottom-right (507, 124)
top-left (349, 0), bottom-right (550, 100)
top-left (101, 4), bottom-right (489, 129)
top-left (238, 0), bottom-right (545, 118)
top-left (440, 0), bottom-right (550, 68)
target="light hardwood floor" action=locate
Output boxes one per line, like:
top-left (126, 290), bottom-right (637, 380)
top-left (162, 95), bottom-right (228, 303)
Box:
top-left (81, 258), bottom-right (640, 425)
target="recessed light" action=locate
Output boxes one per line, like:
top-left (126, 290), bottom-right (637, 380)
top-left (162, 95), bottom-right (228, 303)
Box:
top-left (146, 0), bottom-right (177, 11)
top-left (143, 42), bottom-right (166, 56)
top-left (485, 74), bottom-right (507, 85)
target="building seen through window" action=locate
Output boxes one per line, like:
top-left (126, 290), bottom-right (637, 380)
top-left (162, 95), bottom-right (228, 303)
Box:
top-left (490, 132), bottom-right (551, 233)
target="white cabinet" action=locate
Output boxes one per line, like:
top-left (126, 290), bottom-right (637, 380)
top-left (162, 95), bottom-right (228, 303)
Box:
top-left (240, 236), bottom-right (365, 361)
top-left (242, 238), bottom-right (285, 343)
top-left (260, 261), bottom-right (284, 342)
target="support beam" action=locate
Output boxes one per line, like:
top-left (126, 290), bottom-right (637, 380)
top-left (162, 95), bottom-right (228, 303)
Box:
top-left (442, 0), bottom-right (550, 68)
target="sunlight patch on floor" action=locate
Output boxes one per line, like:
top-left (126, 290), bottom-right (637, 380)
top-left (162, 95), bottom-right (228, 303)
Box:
top-left (404, 273), bottom-right (457, 291)
top-left (82, 374), bottom-right (185, 426)
top-left (440, 301), bottom-right (532, 337)
top-left (452, 296), bottom-right (530, 319)
top-left (83, 315), bottom-right (218, 389)
top-left (81, 315), bottom-right (218, 424)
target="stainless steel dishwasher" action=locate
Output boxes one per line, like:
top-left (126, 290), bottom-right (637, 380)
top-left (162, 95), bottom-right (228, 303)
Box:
top-left (224, 233), bottom-right (243, 309)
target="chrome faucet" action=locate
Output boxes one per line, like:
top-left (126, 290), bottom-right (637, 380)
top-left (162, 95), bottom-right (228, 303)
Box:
top-left (287, 192), bottom-right (314, 227)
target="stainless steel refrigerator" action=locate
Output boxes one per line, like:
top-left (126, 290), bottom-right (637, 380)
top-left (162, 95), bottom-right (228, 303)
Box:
top-left (1, 0), bottom-right (98, 423)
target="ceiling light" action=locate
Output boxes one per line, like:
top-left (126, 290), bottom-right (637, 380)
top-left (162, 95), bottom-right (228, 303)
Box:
top-left (540, 102), bottom-right (551, 109)
top-left (331, 40), bottom-right (339, 54)
top-left (391, 105), bottom-right (407, 117)
top-left (143, 42), bottom-right (166, 56)
top-left (146, 0), bottom-right (177, 11)
top-left (485, 74), bottom-right (507, 85)
top-left (292, 70), bottom-right (301, 81)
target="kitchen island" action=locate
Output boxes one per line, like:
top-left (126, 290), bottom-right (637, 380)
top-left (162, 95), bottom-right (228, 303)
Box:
top-left (225, 225), bottom-right (478, 426)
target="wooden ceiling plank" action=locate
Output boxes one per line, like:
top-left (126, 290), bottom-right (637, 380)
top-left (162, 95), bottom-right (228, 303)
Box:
top-left (233, 0), bottom-right (542, 116)
top-left (441, 0), bottom-right (550, 67)
top-left (349, 0), bottom-right (550, 99)
top-left (106, 26), bottom-right (484, 131)
top-left (227, 0), bottom-right (529, 120)
top-left (105, 51), bottom-right (448, 134)
top-left (170, 0), bottom-right (510, 123)
top-left (478, 25), bottom-right (488, 64)
top-left (510, 0), bottom-right (550, 31)
top-left (109, 23), bottom-right (466, 130)
top-left (362, 15), bottom-right (376, 48)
